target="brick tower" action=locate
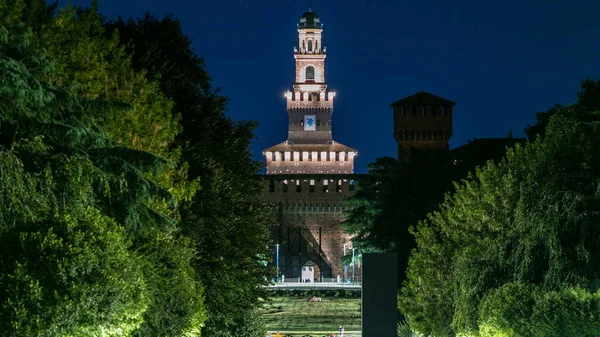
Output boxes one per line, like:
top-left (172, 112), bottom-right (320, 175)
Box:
top-left (390, 92), bottom-right (455, 160)
top-left (263, 10), bottom-right (361, 282)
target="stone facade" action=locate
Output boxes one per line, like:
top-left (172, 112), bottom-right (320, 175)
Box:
top-left (390, 91), bottom-right (455, 160)
top-left (263, 175), bottom-right (363, 279)
top-left (262, 10), bottom-right (360, 281)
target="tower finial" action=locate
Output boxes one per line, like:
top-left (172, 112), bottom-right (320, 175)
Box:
top-left (308, 0), bottom-right (312, 11)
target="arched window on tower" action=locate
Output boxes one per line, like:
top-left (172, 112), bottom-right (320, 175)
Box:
top-left (306, 66), bottom-right (315, 80)
top-left (307, 40), bottom-right (313, 52)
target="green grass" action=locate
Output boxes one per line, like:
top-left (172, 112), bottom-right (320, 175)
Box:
top-left (261, 296), bottom-right (361, 333)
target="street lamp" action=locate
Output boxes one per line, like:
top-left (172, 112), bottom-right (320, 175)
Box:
top-left (352, 247), bottom-right (356, 283)
top-left (276, 243), bottom-right (280, 283)
top-left (343, 243), bottom-right (348, 283)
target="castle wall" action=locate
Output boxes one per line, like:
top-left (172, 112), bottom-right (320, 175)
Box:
top-left (263, 175), bottom-right (363, 280)
top-left (392, 101), bottom-right (454, 160)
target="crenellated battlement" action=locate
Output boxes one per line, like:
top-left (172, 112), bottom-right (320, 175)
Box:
top-left (285, 90), bottom-right (335, 102)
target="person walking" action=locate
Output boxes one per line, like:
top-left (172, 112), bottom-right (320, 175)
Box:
top-left (338, 325), bottom-right (344, 336)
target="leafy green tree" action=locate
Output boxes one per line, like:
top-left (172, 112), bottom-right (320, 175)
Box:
top-left (400, 100), bottom-right (600, 336)
top-left (3, 0), bottom-right (187, 233)
top-left (107, 13), bottom-right (272, 336)
top-left (0, 208), bottom-right (148, 337)
top-left (478, 283), bottom-right (600, 337)
top-left (131, 232), bottom-right (207, 337)
top-left (0, 19), bottom-right (152, 336)
top-left (27, 4), bottom-right (208, 335)
top-left (0, 6), bottom-right (206, 335)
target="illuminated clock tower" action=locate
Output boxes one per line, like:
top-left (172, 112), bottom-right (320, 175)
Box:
top-left (262, 10), bottom-right (360, 282)
top-left (264, 9), bottom-right (357, 174)
top-left (286, 10), bottom-right (332, 145)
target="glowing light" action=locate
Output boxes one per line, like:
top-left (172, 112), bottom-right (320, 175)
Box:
top-left (298, 84), bottom-right (322, 92)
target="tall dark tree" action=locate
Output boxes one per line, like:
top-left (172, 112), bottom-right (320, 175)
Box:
top-left (343, 150), bottom-right (468, 289)
top-left (106, 13), bottom-right (273, 336)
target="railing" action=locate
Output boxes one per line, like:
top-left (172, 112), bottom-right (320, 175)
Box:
top-left (267, 281), bottom-right (361, 289)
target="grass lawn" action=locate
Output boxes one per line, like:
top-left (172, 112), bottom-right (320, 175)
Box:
top-left (261, 296), bottom-right (361, 333)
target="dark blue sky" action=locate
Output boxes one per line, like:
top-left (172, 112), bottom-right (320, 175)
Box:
top-left (60, 0), bottom-right (600, 173)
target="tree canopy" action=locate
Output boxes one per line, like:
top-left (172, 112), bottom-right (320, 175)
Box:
top-left (0, 17), bottom-right (149, 336)
top-left (400, 82), bottom-right (600, 336)
top-left (106, 13), bottom-right (273, 336)
top-left (0, 2), bottom-right (208, 335)
top-left (342, 151), bottom-right (467, 286)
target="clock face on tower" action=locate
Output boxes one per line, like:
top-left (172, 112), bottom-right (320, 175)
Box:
top-left (304, 115), bottom-right (316, 131)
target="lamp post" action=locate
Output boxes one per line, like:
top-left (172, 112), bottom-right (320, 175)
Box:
top-left (352, 247), bottom-right (356, 283)
top-left (343, 243), bottom-right (348, 282)
top-left (276, 243), bottom-right (280, 283)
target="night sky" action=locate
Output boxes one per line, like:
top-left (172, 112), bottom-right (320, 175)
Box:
top-left (58, 0), bottom-right (600, 173)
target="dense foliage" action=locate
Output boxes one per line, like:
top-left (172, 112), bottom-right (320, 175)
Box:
top-left (0, 17), bottom-right (153, 335)
top-left (342, 151), bottom-right (467, 287)
top-left (1, 1), bottom-right (272, 336)
top-left (106, 14), bottom-right (273, 336)
top-left (400, 84), bottom-right (600, 336)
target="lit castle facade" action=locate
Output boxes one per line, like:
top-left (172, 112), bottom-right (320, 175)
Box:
top-left (262, 10), bottom-right (360, 282)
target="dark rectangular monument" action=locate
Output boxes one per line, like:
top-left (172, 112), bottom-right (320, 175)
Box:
top-left (362, 253), bottom-right (398, 337)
